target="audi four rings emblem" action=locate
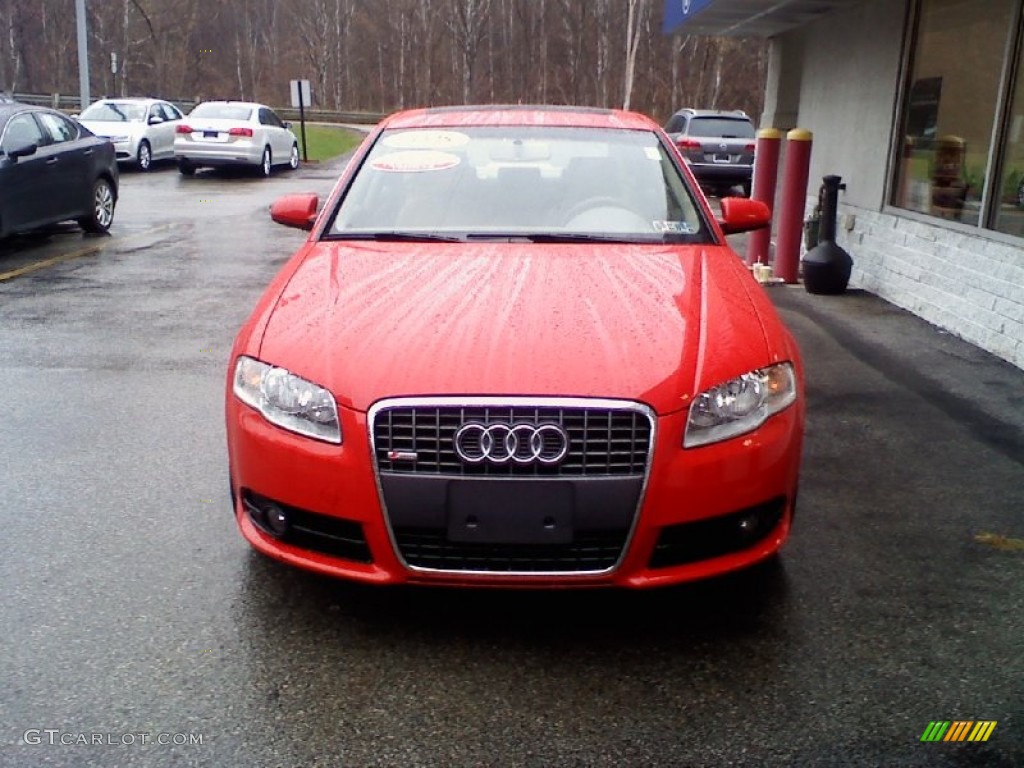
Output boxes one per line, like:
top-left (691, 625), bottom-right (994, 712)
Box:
top-left (454, 422), bottom-right (569, 465)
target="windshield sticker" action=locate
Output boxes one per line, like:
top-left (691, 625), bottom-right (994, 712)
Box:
top-left (382, 130), bottom-right (470, 150)
top-left (370, 150), bottom-right (461, 173)
top-left (653, 220), bottom-right (695, 234)
top-left (644, 147), bottom-right (661, 161)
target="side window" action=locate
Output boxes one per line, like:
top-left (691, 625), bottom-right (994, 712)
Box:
top-left (161, 103), bottom-right (182, 121)
top-left (260, 108), bottom-right (283, 129)
top-left (38, 112), bottom-right (79, 143)
top-left (665, 115), bottom-right (684, 134)
top-left (2, 113), bottom-right (47, 153)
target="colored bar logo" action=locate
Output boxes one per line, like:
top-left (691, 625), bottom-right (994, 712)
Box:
top-left (920, 721), bottom-right (997, 742)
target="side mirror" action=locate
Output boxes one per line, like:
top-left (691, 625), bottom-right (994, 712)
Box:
top-left (148, 115), bottom-right (164, 125)
top-left (717, 197), bottom-right (771, 235)
top-left (6, 142), bottom-right (38, 161)
top-left (270, 193), bottom-right (319, 231)
top-left (284, 121), bottom-right (293, 129)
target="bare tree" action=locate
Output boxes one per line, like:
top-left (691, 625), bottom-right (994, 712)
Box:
top-left (446, 0), bottom-right (491, 103)
top-left (5, 0), bottom-right (767, 123)
top-left (622, 0), bottom-right (647, 110)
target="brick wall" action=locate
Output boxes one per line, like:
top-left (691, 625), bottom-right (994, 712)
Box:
top-left (837, 205), bottom-right (1024, 369)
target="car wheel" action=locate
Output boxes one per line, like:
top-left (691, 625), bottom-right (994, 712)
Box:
top-left (136, 140), bottom-right (152, 171)
top-left (178, 159), bottom-right (195, 176)
top-left (259, 146), bottom-right (272, 178)
top-left (78, 177), bottom-right (115, 233)
top-left (288, 143), bottom-right (299, 170)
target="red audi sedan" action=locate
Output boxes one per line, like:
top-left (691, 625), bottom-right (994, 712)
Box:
top-left (226, 105), bottom-right (804, 588)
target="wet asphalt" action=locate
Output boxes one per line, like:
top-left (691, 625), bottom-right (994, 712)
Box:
top-left (0, 156), bottom-right (1022, 768)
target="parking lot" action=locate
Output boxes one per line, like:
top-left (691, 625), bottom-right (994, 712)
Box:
top-left (1, 158), bottom-right (1022, 767)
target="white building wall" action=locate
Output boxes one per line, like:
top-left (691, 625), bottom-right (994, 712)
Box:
top-left (771, 0), bottom-right (1024, 369)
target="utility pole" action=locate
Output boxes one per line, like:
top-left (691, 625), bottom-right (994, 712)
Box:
top-left (76, 0), bottom-right (90, 109)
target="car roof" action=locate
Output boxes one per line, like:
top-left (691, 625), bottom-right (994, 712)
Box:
top-left (89, 97), bottom-right (167, 105)
top-left (0, 102), bottom-right (51, 120)
top-left (382, 104), bottom-right (660, 131)
top-left (195, 100), bottom-right (265, 109)
top-left (671, 108), bottom-right (750, 120)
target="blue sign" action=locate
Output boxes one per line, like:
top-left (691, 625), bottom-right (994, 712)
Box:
top-left (662, 0), bottom-right (718, 34)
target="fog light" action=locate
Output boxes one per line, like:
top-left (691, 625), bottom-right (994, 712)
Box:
top-left (737, 513), bottom-right (760, 540)
top-left (263, 503), bottom-right (290, 536)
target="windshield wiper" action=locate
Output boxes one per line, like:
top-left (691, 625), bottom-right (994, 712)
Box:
top-left (472, 232), bottom-right (661, 244)
top-left (529, 232), bottom-right (709, 245)
top-left (329, 231), bottom-right (465, 242)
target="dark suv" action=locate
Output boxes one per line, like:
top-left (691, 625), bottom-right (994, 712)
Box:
top-left (664, 108), bottom-right (756, 197)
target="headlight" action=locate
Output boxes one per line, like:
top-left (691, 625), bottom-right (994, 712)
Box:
top-left (107, 135), bottom-right (130, 143)
top-left (232, 356), bottom-right (341, 444)
top-left (684, 362), bottom-right (797, 448)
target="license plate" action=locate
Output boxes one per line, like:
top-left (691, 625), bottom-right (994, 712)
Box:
top-left (203, 130), bottom-right (218, 138)
top-left (713, 153), bottom-right (732, 163)
top-left (447, 480), bottom-right (573, 544)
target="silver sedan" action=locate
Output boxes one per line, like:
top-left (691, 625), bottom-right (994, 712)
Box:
top-left (174, 101), bottom-right (300, 178)
top-left (77, 98), bottom-right (184, 171)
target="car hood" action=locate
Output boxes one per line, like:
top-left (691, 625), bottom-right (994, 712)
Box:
top-left (257, 241), bottom-right (773, 415)
top-left (78, 120), bottom-right (143, 136)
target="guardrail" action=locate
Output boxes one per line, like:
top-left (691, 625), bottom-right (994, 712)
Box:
top-left (5, 92), bottom-right (384, 125)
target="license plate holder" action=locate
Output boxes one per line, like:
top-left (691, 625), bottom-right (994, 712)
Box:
top-left (447, 480), bottom-right (573, 544)
top-left (713, 153), bottom-right (732, 163)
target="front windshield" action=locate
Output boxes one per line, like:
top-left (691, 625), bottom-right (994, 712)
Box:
top-left (80, 102), bottom-right (147, 122)
top-left (329, 125), bottom-right (709, 243)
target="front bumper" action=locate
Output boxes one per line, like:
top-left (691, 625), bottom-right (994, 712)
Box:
top-left (226, 396), bottom-right (802, 589)
top-left (111, 139), bottom-right (139, 162)
top-left (97, 137), bottom-right (140, 163)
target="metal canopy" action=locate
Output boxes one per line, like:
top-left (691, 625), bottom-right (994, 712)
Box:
top-left (662, 0), bottom-right (866, 37)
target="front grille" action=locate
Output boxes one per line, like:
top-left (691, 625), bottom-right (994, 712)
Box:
top-left (393, 528), bottom-right (625, 572)
top-left (372, 400), bottom-right (652, 477)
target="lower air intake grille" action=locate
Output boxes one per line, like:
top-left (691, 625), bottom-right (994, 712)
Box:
top-left (393, 528), bottom-right (626, 572)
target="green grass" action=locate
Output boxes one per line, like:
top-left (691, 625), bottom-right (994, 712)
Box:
top-left (294, 124), bottom-right (365, 163)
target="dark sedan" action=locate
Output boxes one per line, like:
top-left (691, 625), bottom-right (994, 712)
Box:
top-left (0, 102), bottom-right (118, 239)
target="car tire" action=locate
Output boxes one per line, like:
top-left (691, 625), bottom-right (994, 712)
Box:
top-left (178, 159), bottom-right (195, 176)
top-left (78, 177), bottom-right (116, 234)
top-left (288, 143), bottom-right (300, 170)
top-left (259, 146), bottom-right (272, 178)
top-left (136, 140), bottom-right (152, 171)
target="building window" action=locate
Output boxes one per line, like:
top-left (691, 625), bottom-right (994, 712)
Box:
top-left (892, 0), bottom-right (1017, 229)
top-left (993, 41), bottom-right (1024, 236)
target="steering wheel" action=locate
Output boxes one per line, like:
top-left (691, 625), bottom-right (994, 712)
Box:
top-left (562, 196), bottom-right (649, 229)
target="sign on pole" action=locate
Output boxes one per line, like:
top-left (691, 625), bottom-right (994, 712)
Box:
top-left (290, 79), bottom-right (312, 162)
top-left (290, 80), bottom-right (312, 109)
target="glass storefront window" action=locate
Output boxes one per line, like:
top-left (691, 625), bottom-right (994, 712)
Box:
top-left (993, 44), bottom-right (1024, 236)
top-left (892, 0), bottom-right (1015, 226)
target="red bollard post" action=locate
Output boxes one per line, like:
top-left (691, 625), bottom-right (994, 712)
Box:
top-left (774, 129), bottom-right (813, 284)
top-left (746, 128), bottom-right (782, 266)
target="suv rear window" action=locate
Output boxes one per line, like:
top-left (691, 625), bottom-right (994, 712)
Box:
top-left (687, 117), bottom-right (755, 139)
